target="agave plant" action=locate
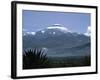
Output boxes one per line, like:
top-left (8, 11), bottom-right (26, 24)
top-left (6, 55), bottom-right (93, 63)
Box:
top-left (23, 48), bottom-right (49, 69)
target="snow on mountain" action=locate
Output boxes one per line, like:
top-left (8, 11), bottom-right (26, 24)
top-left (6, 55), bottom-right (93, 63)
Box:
top-left (23, 24), bottom-right (70, 36)
top-left (84, 26), bottom-right (91, 36)
top-left (23, 24), bottom-right (89, 37)
top-left (23, 24), bottom-right (90, 57)
top-left (41, 30), bottom-right (45, 33)
top-left (34, 24), bottom-right (72, 36)
top-left (23, 31), bottom-right (36, 36)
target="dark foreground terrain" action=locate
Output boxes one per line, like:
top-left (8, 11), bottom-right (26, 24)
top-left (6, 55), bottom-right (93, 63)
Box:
top-left (47, 55), bottom-right (91, 68)
top-left (23, 51), bottom-right (91, 69)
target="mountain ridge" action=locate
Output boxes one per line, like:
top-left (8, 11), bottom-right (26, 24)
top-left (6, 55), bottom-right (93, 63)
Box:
top-left (23, 25), bottom-right (90, 57)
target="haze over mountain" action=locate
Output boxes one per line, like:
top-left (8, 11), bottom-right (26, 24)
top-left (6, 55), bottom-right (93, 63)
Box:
top-left (23, 24), bottom-right (90, 57)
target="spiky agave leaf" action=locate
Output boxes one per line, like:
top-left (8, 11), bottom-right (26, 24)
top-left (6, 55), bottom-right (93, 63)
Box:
top-left (23, 48), bottom-right (49, 69)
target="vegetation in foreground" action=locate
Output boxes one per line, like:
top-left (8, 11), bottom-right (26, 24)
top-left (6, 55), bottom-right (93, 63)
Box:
top-left (23, 48), bottom-right (50, 69)
top-left (23, 49), bottom-right (91, 69)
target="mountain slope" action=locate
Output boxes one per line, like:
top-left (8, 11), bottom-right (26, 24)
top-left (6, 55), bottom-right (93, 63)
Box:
top-left (23, 25), bottom-right (90, 57)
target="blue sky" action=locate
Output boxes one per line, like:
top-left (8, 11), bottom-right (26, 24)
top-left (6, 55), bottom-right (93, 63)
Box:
top-left (22, 10), bottom-right (90, 34)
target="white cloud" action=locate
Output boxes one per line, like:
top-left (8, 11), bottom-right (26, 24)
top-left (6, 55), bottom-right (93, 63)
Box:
top-left (47, 26), bottom-right (68, 31)
top-left (47, 24), bottom-right (71, 33)
top-left (84, 26), bottom-right (91, 36)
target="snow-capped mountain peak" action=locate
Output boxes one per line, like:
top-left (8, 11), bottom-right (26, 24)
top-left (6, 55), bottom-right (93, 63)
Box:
top-left (23, 24), bottom-right (89, 37)
top-left (46, 24), bottom-right (70, 33)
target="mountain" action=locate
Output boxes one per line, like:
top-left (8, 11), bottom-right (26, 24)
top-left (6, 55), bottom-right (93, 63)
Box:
top-left (47, 42), bottom-right (90, 57)
top-left (23, 24), bottom-right (90, 57)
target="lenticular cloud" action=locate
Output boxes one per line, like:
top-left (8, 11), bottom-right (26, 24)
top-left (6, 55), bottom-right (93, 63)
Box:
top-left (47, 24), bottom-right (70, 33)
